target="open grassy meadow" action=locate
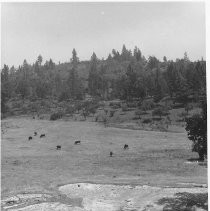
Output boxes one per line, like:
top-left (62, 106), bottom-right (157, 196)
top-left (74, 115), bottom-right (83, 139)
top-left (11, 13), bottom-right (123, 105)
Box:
top-left (1, 116), bottom-right (207, 210)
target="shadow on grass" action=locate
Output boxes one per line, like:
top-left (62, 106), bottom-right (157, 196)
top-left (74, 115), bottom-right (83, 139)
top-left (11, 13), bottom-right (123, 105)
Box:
top-left (157, 192), bottom-right (208, 211)
top-left (187, 158), bottom-right (207, 168)
top-left (198, 162), bottom-right (207, 167)
top-left (187, 158), bottom-right (200, 162)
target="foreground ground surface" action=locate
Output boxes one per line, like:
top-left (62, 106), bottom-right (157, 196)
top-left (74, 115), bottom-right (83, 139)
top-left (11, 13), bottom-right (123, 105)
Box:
top-left (1, 117), bottom-right (207, 210)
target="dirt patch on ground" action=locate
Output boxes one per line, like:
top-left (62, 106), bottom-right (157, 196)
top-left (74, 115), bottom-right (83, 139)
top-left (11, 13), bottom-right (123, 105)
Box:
top-left (1, 183), bottom-right (207, 211)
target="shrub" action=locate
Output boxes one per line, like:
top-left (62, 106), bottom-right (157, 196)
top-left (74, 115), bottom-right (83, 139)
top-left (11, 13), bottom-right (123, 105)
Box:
top-left (1, 113), bottom-right (7, 119)
top-left (152, 107), bottom-right (164, 118)
top-left (40, 100), bottom-right (48, 107)
top-left (120, 112), bottom-right (126, 115)
top-left (12, 101), bottom-right (22, 108)
top-left (74, 102), bottom-right (83, 113)
top-left (172, 102), bottom-right (184, 109)
top-left (135, 110), bottom-right (147, 119)
top-left (58, 92), bottom-right (69, 102)
top-left (176, 118), bottom-right (185, 122)
top-left (109, 110), bottom-right (116, 117)
top-left (142, 118), bottom-right (152, 124)
top-left (112, 105), bottom-right (120, 109)
top-left (185, 103), bottom-right (194, 114)
top-left (82, 100), bottom-right (99, 116)
top-left (126, 101), bottom-right (138, 108)
top-left (141, 99), bottom-right (155, 111)
top-left (122, 104), bottom-right (129, 112)
top-left (178, 111), bottom-right (188, 119)
top-left (28, 103), bottom-right (39, 112)
top-left (152, 107), bottom-right (169, 118)
top-left (109, 102), bottom-right (121, 108)
top-left (50, 111), bottom-right (63, 120)
top-left (65, 106), bottom-right (75, 115)
top-left (152, 117), bottom-right (162, 121)
top-left (132, 116), bottom-right (140, 120)
top-left (98, 101), bottom-right (105, 107)
top-left (87, 104), bottom-right (97, 115)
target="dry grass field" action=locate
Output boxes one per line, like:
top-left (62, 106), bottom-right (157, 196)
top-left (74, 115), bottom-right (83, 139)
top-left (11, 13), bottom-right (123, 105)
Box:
top-left (1, 116), bottom-right (207, 210)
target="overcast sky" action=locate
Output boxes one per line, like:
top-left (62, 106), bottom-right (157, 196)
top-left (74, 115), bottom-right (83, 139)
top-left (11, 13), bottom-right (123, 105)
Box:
top-left (1, 2), bottom-right (205, 68)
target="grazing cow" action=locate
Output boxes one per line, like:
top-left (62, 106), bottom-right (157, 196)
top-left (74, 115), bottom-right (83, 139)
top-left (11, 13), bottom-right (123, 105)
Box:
top-left (40, 134), bottom-right (46, 138)
top-left (34, 132), bottom-right (37, 136)
top-left (124, 144), bottom-right (129, 150)
top-left (28, 136), bottom-right (32, 141)
top-left (56, 145), bottom-right (61, 150)
top-left (74, 140), bottom-right (81, 145)
top-left (110, 151), bottom-right (113, 157)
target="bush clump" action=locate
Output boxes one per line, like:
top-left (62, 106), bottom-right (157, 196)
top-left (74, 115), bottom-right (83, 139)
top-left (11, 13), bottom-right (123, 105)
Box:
top-left (58, 92), bottom-right (69, 102)
top-left (50, 111), bottom-right (63, 120)
top-left (141, 99), bottom-right (155, 111)
top-left (152, 107), bottom-right (169, 118)
top-left (142, 118), bottom-right (152, 124)
top-left (122, 104), bottom-right (129, 112)
top-left (65, 106), bottom-right (75, 115)
top-left (109, 102), bottom-right (121, 108)
top-left (109, 110), bottom-right (116, 117)
top-left (126, 101), bottom-right (138, 108)
top-left (135, 109), bottom-right (148, 118)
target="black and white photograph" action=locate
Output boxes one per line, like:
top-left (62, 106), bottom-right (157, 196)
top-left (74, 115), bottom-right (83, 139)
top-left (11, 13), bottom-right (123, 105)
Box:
top-left (1, 1), bottom-right (207, 210)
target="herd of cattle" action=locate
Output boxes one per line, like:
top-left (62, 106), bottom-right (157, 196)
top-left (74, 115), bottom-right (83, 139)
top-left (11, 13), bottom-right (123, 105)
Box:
top-left (28, 132), bottom-right (129, 156)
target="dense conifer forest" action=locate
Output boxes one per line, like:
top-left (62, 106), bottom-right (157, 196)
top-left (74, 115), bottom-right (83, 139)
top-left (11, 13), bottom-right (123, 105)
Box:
top-left (1, 45), bottom-right (206, 112)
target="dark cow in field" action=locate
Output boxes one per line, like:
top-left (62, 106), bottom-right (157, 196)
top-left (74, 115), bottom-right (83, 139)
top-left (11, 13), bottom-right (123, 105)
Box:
top-left (56, 145), bottom-right (61, 150)
top-left (28, 136), bottom-right (33, 141)
top-left (34, 132), bottom-right (37, 136)
top-left (110, 151), bottom-right (113, 157)
top-left (124, 144), bottom-right (129, 150)
top-left (74, 140), bottom-right (81, 145)
top-left (40, 134), bottom-right (46, 138)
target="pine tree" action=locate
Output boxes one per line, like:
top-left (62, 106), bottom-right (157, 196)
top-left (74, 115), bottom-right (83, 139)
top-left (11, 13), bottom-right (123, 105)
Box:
top-left (147, 56), bottom-right (159, 70)
top-left (154, 68), bottom-right (164, 102)
top-left (71, 48), bottom-right (79, 68)
top-left (112, 49), bottom-right (120, 61)
top-left (37, 55), bottom-right (43, 66)
top-left (1, 64), bottom-right (11, 99)
top-left (1, 64), bottom-right (9, 83)
top-left (165, 62), bottom-right (177, 97)
top-left (134, 46), bottom-right (141, 61)
top-left (121, 44), bottom-right (132, 61)
top-left (163, 56), bottom-right (167, 63)
top-left (15, 60), bottom-right (31, 99)
top-left (184, 52), bottom-right (190, 63)
top-left (88, 52), bottom-right (99, 96)
top-left (67, 49), bottom-right (82, 99)
top-left (107, 54), bottom-right (112, 61)
top-left (49, 59), bottom-right (55, 69)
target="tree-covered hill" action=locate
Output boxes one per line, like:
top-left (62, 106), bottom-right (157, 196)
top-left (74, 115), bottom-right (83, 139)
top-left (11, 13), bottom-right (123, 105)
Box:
top-left (1, 45), bottom-right (206, 116)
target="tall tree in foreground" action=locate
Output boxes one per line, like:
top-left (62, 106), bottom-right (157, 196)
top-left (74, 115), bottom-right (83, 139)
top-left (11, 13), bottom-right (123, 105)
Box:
top-left (185, 90), bottom-right (207, 161)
